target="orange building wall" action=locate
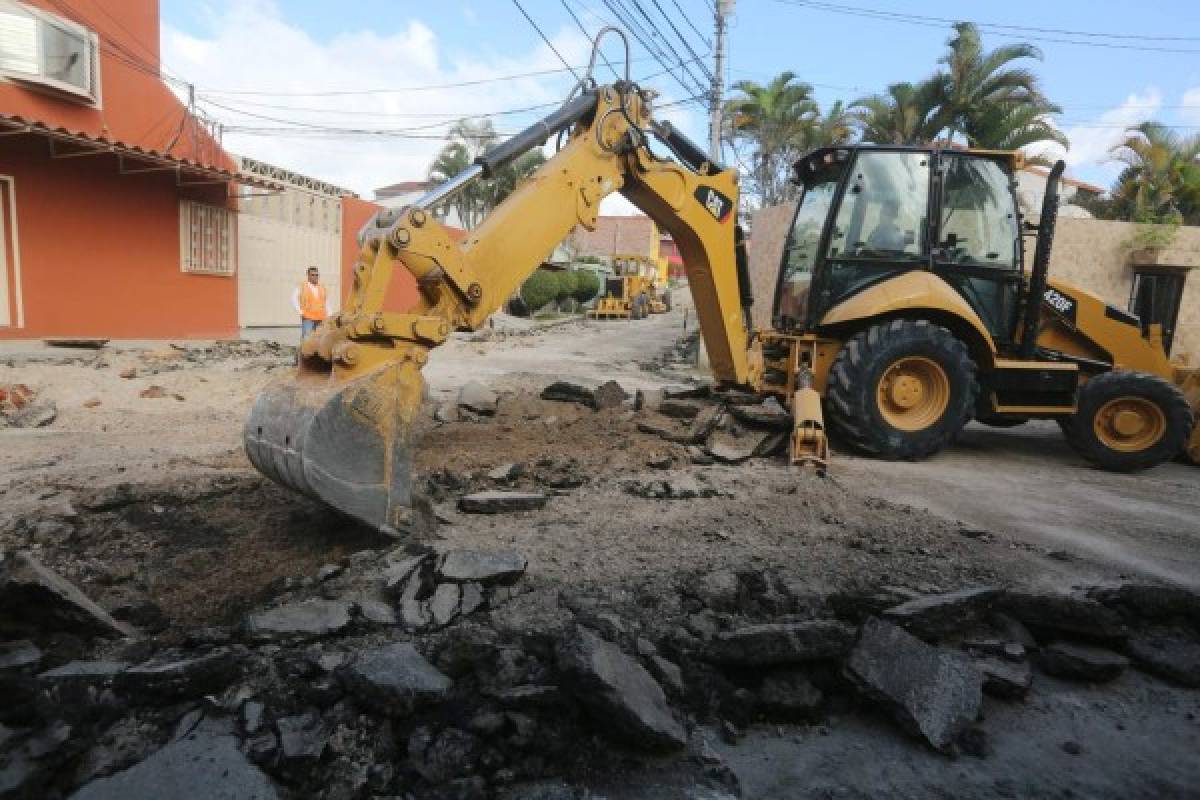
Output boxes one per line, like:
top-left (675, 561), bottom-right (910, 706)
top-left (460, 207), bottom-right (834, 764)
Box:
top-left (340, 197), bottom-right (419, 314)
top-left (0, 0), bottom-right (234, 172)
top-left (0, 135), bottom-right (237, 339)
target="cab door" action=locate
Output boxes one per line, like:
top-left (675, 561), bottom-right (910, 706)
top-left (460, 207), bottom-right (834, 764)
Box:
top-left (931, 153), bottom-right (1023, 344)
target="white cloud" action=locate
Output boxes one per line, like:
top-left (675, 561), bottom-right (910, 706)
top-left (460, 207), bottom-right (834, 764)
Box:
top-left (1040, 88), bottom-right (1162, 187)
top-left (1180, 86), bottom-right (1200, 127)
top-left (163, 0), bottom-right (703, 218)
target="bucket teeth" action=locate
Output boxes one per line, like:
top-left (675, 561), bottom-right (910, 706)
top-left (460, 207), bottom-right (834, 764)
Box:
top-left (244, 362), bottom-right (424, 534)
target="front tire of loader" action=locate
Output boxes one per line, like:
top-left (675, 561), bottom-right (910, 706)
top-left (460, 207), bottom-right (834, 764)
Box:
top-left (1062, 370), bottom-right (1192, 472)
top-left (826, 319), bottom-right (978, 460)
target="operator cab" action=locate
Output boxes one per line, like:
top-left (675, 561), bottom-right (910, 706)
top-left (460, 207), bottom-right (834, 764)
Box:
top-left (773, 145), bottom-right (1024, 345)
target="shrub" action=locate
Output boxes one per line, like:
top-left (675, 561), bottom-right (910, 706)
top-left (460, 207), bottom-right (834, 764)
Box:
top-left (571, 270), bottom-right (601, 304)
top-left (520, 269), bottom-right (561, 313)
top-left (553, 271), bottom-right (575, 304)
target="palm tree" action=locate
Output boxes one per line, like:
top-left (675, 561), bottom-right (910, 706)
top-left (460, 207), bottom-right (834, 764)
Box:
top-left (1109, 121), bottom-right (1200, 225)
top-left (851, 80), bottom-right (940, 145)
top-left (428, 119), bottom-right (546, 228)
top-left (725, 71), bottom-right (818, 205)
top-left (965, 101), bottom-right (1067, 161)
top-left (803, 100), bottom-right (855, 150)
top-left (931, 21), bottom-right (1060, 150)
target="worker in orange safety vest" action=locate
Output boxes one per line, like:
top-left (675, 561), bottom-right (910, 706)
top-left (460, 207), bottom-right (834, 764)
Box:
top-left (291, 266), bottom-right (330, 340)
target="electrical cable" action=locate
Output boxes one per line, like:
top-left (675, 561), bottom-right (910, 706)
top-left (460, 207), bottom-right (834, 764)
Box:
top-left (559, 0), bottom-right (621, 80)
top-left (511, 0), bottom-right (582, 80)
top-left (771, 0), bottom-right (1200, 54)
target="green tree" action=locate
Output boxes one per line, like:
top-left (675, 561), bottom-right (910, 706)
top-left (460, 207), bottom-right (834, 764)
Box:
top-left (965, 101), bottom-right (1067, 159)
top-left (1109, 121), bottom-right (1200, 225)
top-left (930, 21), bottom-right (1063, 153)
top-left (428, 119), bottom-right (546, 229)
top-left (553, 271), bottom-right (575, 305)
top-left (802, 100), bottom-right (855, 150)
top-left (851, 80), bottom-right (941, 145)
top-left (571, 270), bottom-right (601, 304)
top-left (519, 269), bottom-right (561, 313)
top-left (724, 71), bottom-right (818, 206)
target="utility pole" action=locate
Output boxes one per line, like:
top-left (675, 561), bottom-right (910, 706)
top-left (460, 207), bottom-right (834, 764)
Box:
top-left (708, 0), bottom-right (733, 162)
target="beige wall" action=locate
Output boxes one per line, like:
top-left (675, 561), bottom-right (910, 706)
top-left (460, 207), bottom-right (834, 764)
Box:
top-left (1036, 218), bottom-right (1200, 363)
top-left (747, 206), bottom-right (1200, 362)
top-left (747, 202), bottom-right (797, 330)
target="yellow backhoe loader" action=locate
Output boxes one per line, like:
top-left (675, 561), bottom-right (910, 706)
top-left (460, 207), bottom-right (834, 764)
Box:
top-left (244, 32), bottom-right (1198, 533)
top-left (587, 254), bottom-right (669, 320)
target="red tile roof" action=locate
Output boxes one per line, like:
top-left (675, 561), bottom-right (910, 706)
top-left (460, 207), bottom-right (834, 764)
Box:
top-left (0, 112), bottom-right (279, 188)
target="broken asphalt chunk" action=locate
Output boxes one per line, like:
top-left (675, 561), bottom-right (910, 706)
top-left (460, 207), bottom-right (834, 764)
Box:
top-left (557, 627), bottom-right (685, 751)
top-left (116, 648), bottom-right (242, 701)
top-left (844, 617), bottom-right (983, 753)
top-left (458, 381), bottom-right (498, 416)
top-left (727, 397), bottom-right (792, 430)
top-left (438, 550), bottom-right (528, 585)
top-left (243, 599), bottom-right (354, 641)
top-left (458, 490), bottom-right (547, 514)
top-left (998, 590), bottom-right (1128, 641)
top-left (705, 620), bottom-right (855, 666)
top-left (1038, 642), bottom-right (1128, 682)
top-left (340, 642), bottom-right (452, 715)
top-left (68, 720), bottom-right (279, 800)
top-left (1126, 631), bottom-right (1200, 687)
top-left (0, 551), bottom-right (135, 639)
top-left (882, 587), bottom-right (1002, 640)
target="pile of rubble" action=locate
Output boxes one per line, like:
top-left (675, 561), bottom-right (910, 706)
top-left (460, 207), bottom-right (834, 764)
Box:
top-left (0, 384), bottom-right (56, 429)
top-left (3, 532), bottom-right (1199, 798)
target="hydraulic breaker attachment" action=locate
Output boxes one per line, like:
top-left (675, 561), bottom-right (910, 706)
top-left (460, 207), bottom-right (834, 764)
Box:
top-left (790, 380), bottom-right (829, 474)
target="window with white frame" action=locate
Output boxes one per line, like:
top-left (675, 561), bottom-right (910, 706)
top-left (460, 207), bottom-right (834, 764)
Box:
top-left (0, 0), bottom-right (99, 104)
top-left (180, 201), bottom-right (236, 276)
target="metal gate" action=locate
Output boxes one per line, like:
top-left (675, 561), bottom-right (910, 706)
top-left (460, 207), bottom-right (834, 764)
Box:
top-left (237, 189), bottom-right (341, 328)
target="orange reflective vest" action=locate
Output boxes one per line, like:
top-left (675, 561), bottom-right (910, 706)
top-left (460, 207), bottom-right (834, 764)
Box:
top-left (299, 283), bottom-right (327, 321)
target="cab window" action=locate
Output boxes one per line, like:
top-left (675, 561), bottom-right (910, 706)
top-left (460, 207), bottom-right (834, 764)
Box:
top-left (938, 155), bottom-right (1019, 268)
top-left (826, 151), bottom-right (929, 261)
top-left (776, 176), bottom-right (837, 323)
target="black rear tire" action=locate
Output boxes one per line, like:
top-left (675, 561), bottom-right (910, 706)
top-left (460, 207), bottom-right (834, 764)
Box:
top-left (826, 319), bottom-right (978, 460)
top-left (1062, 370), bottom-right (1192, 472)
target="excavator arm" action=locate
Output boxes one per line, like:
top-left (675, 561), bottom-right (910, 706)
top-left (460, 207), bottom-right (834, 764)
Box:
top-left (244, 77), bottom-right (761, 533)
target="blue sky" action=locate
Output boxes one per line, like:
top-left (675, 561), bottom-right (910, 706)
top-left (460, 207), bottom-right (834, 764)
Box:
top-left (160, 0), bottom-right (1200, 200)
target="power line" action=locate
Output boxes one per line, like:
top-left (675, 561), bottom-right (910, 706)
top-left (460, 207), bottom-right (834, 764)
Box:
top-left (778, 0), bottom-right (1200, 43)
top-left (601, 0), bottom-right (704, 97)
top-left (196, 97), bottom-right (562, 120)
top-left (669, 0), bottom-right (712, 48)
top-left (627, 0), bottom-right (711, 87)
top-left (559, 0), bottom-right (620, 80)
top-left (206, 62), bottom-right (710, 139)
top-left (771, 0), bottom-right (1200, 55)
top-left (511, 0), bottom-right (581, 80)
top-left (648, 0), bottom-right (714, 82)
top-left (625, 0), bottom-right (711, 89)
top-left (197, 61), bottom-right (646, 97)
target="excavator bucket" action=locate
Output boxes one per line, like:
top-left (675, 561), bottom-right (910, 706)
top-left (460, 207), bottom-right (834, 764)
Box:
top-left (244, 358), bottom-right (427, 535)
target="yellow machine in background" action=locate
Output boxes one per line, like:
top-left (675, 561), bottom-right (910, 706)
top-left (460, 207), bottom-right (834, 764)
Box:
top-left (587, 254), bottom-right (669, 320)
top-left (244, 30), bottom-right (1197, 534)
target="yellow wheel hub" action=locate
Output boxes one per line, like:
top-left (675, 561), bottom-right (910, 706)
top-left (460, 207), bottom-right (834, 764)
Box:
top-left (877, 356), bottom-right (951, 432)
top-left (1093, 397), bottom-right (1165, 452)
